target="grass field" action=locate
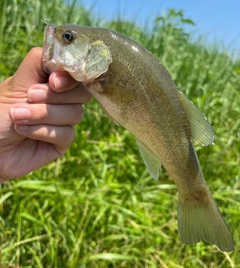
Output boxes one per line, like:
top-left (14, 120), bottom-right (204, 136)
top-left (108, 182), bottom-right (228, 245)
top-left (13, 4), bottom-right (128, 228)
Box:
top-left (0, 0), bottom-right (240, 267)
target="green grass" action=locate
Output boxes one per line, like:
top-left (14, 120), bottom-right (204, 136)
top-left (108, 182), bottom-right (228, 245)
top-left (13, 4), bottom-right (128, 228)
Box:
top-left (0, 0), bottom-right (240, 267)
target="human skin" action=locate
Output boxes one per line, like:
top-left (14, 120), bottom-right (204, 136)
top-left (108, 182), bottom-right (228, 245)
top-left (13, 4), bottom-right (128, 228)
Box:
top-left (0, 47), bottom-right (91, 183)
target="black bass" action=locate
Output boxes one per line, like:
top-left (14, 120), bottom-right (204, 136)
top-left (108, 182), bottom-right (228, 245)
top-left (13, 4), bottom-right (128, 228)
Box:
top-left (42, 24), bottom-right (234, 251)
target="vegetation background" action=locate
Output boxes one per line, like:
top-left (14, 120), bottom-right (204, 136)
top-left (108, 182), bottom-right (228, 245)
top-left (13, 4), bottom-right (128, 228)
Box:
top-left (0, 0), bottom-right (239, 267)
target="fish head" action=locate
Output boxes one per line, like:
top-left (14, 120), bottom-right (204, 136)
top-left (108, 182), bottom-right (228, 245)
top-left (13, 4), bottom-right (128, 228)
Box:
top-left (42, 24), bottom-right (112, 82)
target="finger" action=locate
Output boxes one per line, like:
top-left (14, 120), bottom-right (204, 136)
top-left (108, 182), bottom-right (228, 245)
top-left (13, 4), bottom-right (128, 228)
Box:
top-left (14, 124), bottom-right (76, 151)
top-left (10, 103), bottom-right (84, 126)
top-left (28, 83), bottom-right (92, 104)
top-left (49, 71), bottom-right (80, 92)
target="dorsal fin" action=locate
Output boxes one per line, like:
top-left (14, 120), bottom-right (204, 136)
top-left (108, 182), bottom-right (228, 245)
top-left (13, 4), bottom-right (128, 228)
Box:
top-left (178, 91), bottom-right (214, 146)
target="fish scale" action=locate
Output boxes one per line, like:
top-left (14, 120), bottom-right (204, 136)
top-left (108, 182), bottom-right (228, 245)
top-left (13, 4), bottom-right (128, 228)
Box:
top-left (42, 24), bottom-right (234, 252)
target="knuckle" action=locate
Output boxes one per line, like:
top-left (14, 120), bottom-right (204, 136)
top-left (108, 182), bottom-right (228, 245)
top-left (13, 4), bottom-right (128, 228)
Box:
top-left (55, 127), bottom-right (76, 156)
top-left (83, 92), bottom-right (92, 103)
top-left (61, 126), bottom-right (76, 148)
top-left (77, 85), bottom-right (92, 103)
top-left (71, 104), bottom-right (84, 125)
top-left (69, 127), bottom-right (76, 145)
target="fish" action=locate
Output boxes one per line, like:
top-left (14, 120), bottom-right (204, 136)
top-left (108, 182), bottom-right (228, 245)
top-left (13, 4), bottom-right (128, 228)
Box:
top-left (42, 24), bottom-right (234, 252)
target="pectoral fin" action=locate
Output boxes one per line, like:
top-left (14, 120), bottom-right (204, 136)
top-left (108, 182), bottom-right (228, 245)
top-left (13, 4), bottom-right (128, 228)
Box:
top-left (137, 140), bottom-right (161, 180)
top-left (178, 91), bottom-right (214, 146)
top-left (86, 81), bottom-right (134, 125)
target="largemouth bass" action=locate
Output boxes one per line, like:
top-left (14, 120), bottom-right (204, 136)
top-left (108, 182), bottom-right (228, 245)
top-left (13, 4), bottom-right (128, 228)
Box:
top-left (42, 24), bottom-right (234, 251)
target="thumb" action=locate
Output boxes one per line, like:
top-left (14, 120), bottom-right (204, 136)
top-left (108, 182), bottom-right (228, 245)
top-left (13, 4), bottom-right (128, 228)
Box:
top-left (13, 47), bottom-right (48, 89)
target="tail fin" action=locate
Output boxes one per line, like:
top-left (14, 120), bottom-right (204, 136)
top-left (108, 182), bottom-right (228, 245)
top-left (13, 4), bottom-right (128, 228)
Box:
top-left (178, 193), bottom-right (234, 252)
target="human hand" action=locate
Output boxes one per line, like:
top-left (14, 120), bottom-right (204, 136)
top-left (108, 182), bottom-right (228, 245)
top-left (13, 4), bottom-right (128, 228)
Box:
top-left (0, 48), bottom-right (91, 183)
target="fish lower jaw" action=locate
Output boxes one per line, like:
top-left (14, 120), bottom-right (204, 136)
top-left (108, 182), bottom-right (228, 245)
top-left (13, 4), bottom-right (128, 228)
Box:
top-left (67, 67), bottom-right (98, 83)
top-left (43, 60), bottom-right (65, 74)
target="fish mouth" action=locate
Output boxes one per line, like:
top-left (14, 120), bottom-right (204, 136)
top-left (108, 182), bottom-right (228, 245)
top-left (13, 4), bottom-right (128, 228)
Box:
top-left (42, 24), bottom-right (56, 60)
top-left (42, 24), bottom-right (63, 74)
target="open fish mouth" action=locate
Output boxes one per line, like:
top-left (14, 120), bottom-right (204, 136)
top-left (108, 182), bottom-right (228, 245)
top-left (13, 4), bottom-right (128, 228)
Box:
top-left (42, 24), bottom-right (63, 74)
top-left (42, 24), bottom-right (56, 60)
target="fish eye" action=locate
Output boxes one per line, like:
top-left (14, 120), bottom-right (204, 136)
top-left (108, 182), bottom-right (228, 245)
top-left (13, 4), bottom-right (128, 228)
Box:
top-left (63, 31), bottom-right (74, 42)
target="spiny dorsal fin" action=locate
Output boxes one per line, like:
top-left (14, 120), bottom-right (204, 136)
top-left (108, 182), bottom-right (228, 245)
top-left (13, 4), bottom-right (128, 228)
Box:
top-left (136, 140), bottom-right (161, 180)
top-left (178, 91), bottom-right (214, 146)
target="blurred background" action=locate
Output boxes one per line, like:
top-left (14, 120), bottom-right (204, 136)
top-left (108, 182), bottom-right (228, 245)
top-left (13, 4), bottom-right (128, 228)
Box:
top-left (0, 0), bottom-right (239, 267)
top-left (80, 0), bottom-right (240, 52)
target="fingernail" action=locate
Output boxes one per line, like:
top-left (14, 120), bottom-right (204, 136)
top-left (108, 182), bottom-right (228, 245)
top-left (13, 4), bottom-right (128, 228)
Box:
top-left (10, 107), bottom-right (30, 120)
top-left (54, 75), bottom-right (69, 90)
top-left (28, 89), bottom-right (46, 102)
top-left (15, 124), bottom-right (29, 132)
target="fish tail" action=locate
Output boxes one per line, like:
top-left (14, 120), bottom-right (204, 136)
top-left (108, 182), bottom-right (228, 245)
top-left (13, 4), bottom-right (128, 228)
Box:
top-left (178, 191), bottom-right (234, 252)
